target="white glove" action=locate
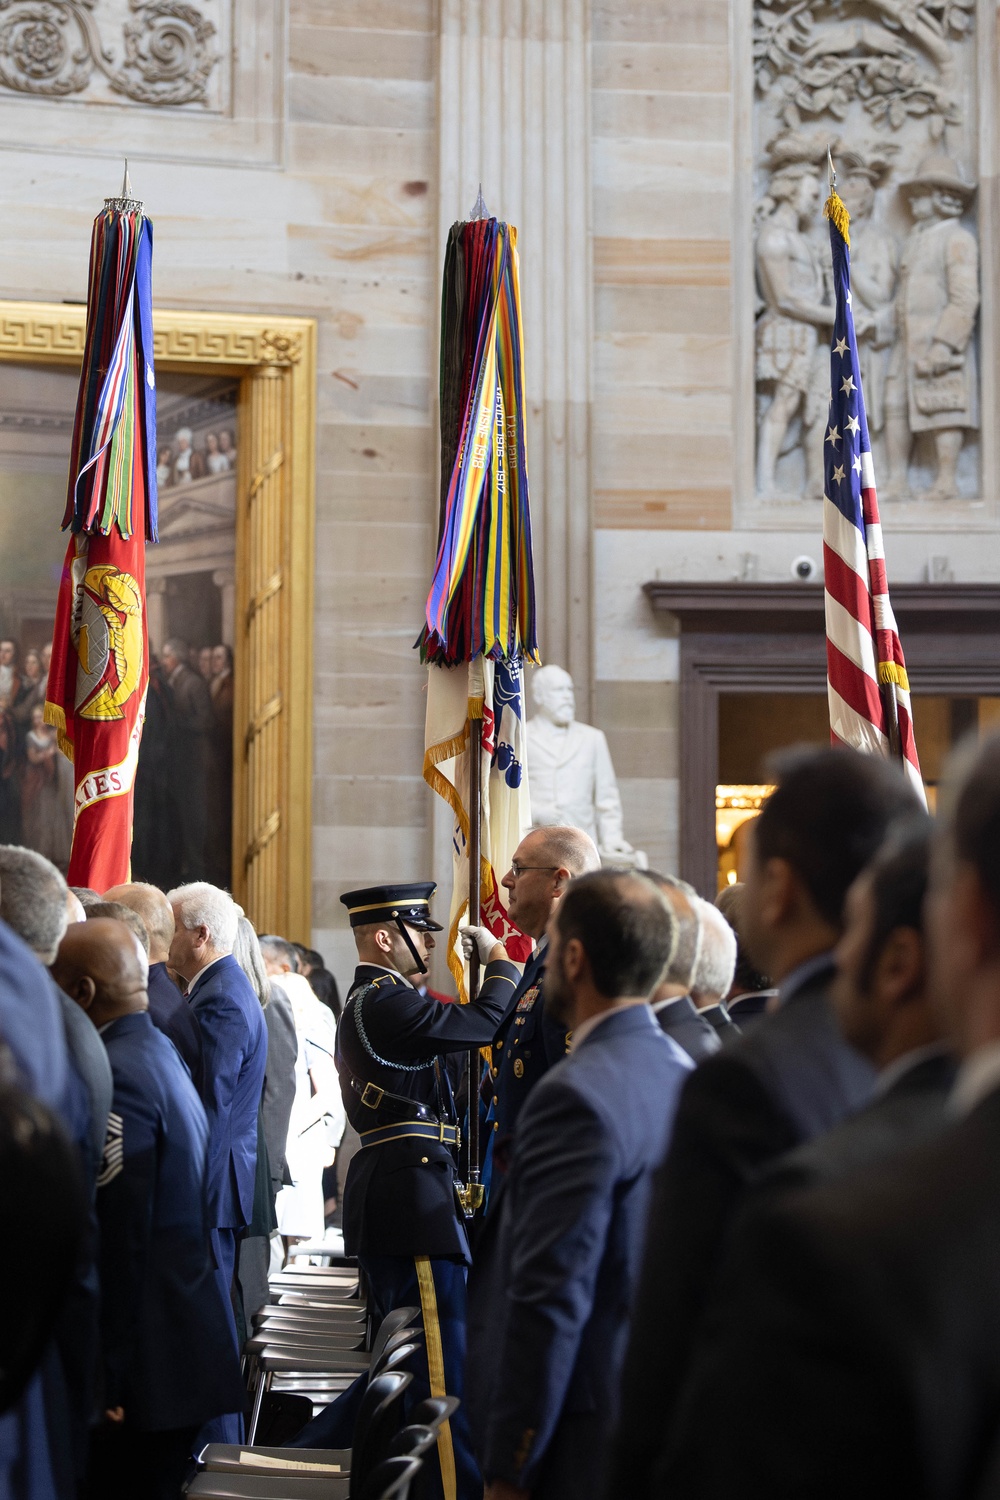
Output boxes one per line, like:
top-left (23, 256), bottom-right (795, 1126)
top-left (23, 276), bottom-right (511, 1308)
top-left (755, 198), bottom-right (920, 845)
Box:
top-left (459, 923), bottom-right (503, 965)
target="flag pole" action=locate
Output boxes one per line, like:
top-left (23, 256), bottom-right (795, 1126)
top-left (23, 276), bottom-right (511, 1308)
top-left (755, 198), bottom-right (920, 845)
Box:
top-left (825, 144), bottom-right (907, 774)
top-left (466, 691), bottom-right (483, 1209)
top-left (460, 184), bottom-right (491, 1217)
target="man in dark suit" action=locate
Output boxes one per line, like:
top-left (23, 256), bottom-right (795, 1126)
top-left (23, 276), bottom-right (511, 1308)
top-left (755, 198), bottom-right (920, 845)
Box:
top-left (656, 737), bottom-right (1000, 1498)
top-left (462, 828), bottom-right (601, 1451)
top-left (762, 819), bottom-right (953, 1195)
top-left (607, 746), bottom-right (920, 1499)
top-left (290, 881), bottom-right (521, 1500)
top-left (478, 872), bottom-right (692, 1500)
top-left (167, 880), bottom-right (267, 1444)
top-left (53, 918), bottom-right (245, 1500)
top-left (646, 875), bottom-right (720, 1063)
top-left (0, 844), bottom-right (112, 1496)
top-left (105, 881), bottom-right (204, 1091)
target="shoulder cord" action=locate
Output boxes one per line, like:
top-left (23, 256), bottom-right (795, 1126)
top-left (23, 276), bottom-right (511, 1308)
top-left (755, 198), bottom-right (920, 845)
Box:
top-left (351, 983), bottom-right (434, 1074)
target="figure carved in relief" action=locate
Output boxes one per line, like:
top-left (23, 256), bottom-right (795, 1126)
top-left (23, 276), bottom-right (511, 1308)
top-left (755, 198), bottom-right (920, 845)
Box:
top-left (883, 154), bottom-right (979, 501)
top-left (755, 163), bottom-right (835, 497)
top-left (840, 151), bottom-right (898, 444)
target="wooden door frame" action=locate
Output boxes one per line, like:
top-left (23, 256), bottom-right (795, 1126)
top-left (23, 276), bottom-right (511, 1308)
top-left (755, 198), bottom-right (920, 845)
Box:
top-left (643, 581), bottom-right (1000, 895)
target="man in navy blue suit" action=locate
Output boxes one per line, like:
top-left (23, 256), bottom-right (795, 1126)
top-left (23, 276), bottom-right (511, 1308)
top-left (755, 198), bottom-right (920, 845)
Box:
top-left (167, 882), bottom-right (267, 1443)
top-left (53, 918), bottom-right (245, 1500)
top-left (462, 826), bottom-right (600, 1447)
top-left (608, 746), bottom-right (921, 1500)
top-left (478, 871), bottom-right (693, 1500)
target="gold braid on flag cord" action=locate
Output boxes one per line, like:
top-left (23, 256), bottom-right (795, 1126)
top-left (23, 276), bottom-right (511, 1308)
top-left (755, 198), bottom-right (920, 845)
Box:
top-left (878, 662), bottom-right (910, 691)
top-left (823, 188), bottom-right (851, 247)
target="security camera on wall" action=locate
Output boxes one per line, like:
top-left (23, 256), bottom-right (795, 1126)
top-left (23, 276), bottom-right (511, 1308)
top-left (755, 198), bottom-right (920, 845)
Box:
top-left (791, 556), bottom-right (818, 582)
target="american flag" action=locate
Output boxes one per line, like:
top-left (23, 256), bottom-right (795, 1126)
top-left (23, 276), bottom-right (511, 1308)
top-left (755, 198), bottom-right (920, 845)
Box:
top-left (822, 186), bottom-right (924, 802)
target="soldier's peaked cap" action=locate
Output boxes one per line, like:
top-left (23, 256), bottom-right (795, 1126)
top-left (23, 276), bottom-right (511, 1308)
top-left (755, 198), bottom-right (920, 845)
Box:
top-left (340, 882), bottom-right (443, 932)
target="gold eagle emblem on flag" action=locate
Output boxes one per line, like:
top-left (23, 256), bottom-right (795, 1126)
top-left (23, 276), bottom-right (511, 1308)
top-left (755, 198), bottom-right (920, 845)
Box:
top-left (74, 564), bottom-right (144, 721)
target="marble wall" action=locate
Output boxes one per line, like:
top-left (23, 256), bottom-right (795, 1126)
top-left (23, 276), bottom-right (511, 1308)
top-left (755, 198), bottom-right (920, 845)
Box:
top-left (0, 0), bottom-right (995, 985)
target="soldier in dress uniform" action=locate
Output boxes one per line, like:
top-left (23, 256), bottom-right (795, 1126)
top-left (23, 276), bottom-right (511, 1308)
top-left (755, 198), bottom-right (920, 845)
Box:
top-left (289, 881), bottom-right (520, 1500)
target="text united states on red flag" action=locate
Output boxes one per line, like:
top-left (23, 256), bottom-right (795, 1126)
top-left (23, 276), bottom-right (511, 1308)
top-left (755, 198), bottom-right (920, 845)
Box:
top-left (822, 190), bottom-right (924, 803)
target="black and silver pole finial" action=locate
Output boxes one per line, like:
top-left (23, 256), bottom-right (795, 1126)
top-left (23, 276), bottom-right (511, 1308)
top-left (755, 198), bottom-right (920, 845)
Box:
top-left (470, 183), bottom-right (489, 220)
top-left (105, 157), bottom-right (143, 214)
top-left (827, 146), bottom-right (837, 195)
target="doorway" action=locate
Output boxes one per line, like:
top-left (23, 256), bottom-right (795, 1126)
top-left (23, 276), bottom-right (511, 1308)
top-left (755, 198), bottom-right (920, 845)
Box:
top-left (643, 580), bottom-right (1000, 896)
top-left (716, 690), bottom-right (1000, 891)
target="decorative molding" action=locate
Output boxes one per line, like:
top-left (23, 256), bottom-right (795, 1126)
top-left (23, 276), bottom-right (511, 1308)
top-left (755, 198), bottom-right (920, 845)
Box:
top-left (0, 0), bottom-right (282, 169)
top-left (0, 0), bottom-right (220, 107)
top-left (0, 304), bottom-right (307, 371)
top-left (0, 297), bottom-right (317, 943)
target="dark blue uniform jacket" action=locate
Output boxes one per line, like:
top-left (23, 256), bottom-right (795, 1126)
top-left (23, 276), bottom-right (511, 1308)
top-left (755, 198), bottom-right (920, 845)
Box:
top-left (335, 959), bottom-right (519, 1261)
top-left (97, 1011), bottom-right (246, 1430)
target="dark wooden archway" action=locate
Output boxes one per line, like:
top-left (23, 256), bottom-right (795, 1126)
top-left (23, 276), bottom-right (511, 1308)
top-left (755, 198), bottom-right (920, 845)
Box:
top-left (643, 582), bottom-right (1000, 896)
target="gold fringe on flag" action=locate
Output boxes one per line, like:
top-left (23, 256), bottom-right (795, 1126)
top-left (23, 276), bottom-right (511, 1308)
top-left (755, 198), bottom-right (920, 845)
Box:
top-left (824, 189), bottom-right (851, 247)
top-left (878, 661), bottom-right (910, 692)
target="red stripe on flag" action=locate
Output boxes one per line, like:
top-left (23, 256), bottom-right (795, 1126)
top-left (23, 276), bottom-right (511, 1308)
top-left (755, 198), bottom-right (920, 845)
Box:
top-left (826, 637), bottom-right (885, 730)
top-left (822, 544), bottom-right (876, 633)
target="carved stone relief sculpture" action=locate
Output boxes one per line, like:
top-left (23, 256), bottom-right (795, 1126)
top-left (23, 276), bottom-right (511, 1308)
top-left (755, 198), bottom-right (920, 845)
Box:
top-left (0, 0), bottom-right (221, 107)
top-left (752, 0), bottom-right (982, 505)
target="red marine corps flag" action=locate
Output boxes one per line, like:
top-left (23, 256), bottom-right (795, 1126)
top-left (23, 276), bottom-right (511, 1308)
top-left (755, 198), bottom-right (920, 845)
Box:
top-left (45, 168), bottom-right (158, 889)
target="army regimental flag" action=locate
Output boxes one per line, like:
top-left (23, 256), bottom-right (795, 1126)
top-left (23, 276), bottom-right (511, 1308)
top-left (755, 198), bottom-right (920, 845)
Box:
top-left (46, 184), bottom-right (158, 889)
top-left (421, 215), bottom-right (538, 998)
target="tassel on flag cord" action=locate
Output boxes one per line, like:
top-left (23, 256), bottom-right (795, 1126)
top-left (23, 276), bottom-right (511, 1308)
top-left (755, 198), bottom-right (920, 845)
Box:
top-left (45, 165), bottom-right (158, 888)
top-left (822, 156), bottom-right (925, 805)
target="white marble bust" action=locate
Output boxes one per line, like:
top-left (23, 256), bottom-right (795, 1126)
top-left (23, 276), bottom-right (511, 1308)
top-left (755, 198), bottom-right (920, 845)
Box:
top-left (525, 664), bottom-right (646, 867)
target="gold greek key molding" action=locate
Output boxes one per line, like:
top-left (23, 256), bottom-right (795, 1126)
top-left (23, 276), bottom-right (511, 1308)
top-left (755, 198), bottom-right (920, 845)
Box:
top-left (0, 305), bottom-right (308, 371)
top-left (0, 299), bottom-right (317, 942)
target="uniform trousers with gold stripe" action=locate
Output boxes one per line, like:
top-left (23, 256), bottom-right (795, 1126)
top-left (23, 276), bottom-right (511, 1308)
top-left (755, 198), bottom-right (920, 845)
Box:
top-left (288, 1251), bottom-right (478, 1500)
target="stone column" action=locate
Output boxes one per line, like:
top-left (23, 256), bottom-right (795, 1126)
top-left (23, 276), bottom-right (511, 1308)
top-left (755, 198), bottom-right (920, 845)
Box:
top-left (437, 0), bottom-right (594, 709)
top-left (213, 567), bottom-right (236, 647)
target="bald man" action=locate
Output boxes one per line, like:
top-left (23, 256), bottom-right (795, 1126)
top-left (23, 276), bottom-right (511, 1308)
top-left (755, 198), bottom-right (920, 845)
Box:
top-left (104, 882), bottom-right (203, 1093)
top-left (53, 920), bottom-right (244, 1500)
top-left (462, 826), bottom-right (601, 1462)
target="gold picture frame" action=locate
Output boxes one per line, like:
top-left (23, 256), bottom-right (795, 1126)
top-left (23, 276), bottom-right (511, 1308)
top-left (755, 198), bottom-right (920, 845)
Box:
top-left (0, 300), bottom-right (316, 942)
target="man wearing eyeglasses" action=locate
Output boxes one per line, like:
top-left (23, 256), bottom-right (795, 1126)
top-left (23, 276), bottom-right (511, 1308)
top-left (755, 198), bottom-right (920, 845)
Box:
top-left (461, 825), bottom-right (600, 1453)
top-left (463, 826), bottom-right (602, 1168)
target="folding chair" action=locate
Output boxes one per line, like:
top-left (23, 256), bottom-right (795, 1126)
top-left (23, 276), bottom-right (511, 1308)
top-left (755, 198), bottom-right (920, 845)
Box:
top-left (186, 1373), bottom-right (419, 1499)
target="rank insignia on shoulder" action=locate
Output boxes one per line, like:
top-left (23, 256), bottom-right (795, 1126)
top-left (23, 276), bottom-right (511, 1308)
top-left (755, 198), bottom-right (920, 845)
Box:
top-left (516, 986), bottom-right (540, 1013)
